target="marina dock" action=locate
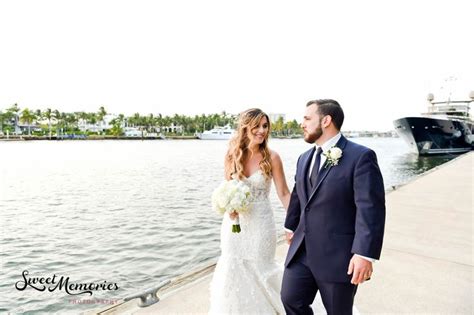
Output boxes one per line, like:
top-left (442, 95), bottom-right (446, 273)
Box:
top-left (89, 152), bottom-right (473, 315)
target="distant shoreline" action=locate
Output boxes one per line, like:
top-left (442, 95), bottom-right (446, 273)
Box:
top-left (0, 135), bottom-right (198, 141)
top-left (0, 136), bottom-right (301, 141)
top-left (0, 135), bottom-right (401, 142)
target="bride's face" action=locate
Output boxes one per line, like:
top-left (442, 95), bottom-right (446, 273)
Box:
top-left (247, 116), bottom-right (269, 145)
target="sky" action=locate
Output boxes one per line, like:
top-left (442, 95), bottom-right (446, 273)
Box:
top-left (0, 0), bottom-right (472, 131)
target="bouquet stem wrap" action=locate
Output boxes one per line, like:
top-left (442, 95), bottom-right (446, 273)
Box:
top-left (231, 215), bottom-right (241, 233)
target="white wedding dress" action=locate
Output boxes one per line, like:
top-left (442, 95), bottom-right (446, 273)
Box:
top-left (209, 170), bottom-right (333, 315)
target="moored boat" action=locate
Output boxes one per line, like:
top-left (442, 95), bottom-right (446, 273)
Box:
top-left (197, 125), bottom-right (235, 140)
top-left (393, 91), bottom-right (474, 155)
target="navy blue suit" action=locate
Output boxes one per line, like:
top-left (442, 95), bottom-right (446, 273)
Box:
top-left (281, 135), bottom-right (385, 314)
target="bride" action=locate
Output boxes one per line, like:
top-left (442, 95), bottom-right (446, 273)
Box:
top-left (208, 108), bottom-right (331, 314)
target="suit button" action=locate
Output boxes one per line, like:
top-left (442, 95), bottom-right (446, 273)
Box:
top-left (305, 207), bottom-right (309, 212)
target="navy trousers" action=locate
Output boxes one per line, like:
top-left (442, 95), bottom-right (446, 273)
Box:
top-left (281, 242), bottom-right (357, 315)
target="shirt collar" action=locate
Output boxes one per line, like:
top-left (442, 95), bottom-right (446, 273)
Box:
top-left (315, 132), bottom-right (341, 153)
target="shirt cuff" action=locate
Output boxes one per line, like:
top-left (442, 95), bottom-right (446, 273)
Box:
top-left (355, 254), bottom-right (377, 263)
top-left (284, 227), bottom-right (293, 233)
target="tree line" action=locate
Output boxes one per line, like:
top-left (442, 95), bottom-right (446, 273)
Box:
top-left (0, 104), bottom-right (302, 137)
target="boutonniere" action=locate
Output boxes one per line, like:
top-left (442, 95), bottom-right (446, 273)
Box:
top-left (323, 146), bottom-right (342, 168)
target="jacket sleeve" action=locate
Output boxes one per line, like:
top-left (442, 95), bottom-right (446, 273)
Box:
top-left (351, 149), bottom-right (386, 259)
top-left (284, 156), bottom-right (302, 231)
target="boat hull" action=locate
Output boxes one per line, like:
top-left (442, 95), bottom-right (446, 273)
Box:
top-left (197, 128), bottom-right (235, 140)
top-left (393, 117), bottom-right (474, 155)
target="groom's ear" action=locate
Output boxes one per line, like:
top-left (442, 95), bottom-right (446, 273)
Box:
top-left (322, 115), bottom-right (332, 128)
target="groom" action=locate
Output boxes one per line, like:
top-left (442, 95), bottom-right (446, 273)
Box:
top-left (281, 99), bottom-right (386, 315)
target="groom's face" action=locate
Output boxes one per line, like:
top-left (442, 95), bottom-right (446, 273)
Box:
top-left (302, 104), bottom-right (323, 144)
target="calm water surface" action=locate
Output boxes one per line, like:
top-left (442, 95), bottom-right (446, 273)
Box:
top-left (0, 138), bottom-right (456, 314)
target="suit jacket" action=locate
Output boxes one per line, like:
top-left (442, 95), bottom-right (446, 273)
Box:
top-left (284, 135), bottom-right (386, 283)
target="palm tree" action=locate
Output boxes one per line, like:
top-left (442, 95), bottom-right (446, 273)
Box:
top-left (109, 117), bottom-right (124, 137)
top-left (1, 110), bottom-right (15, 135)
top-left (196, 114), bottom-right (206, 132)
top-left (35, 109), bottom-right (42, 121)
top-left (66, 113), bottom-right (78, 133)
top-left (146, 113), bottom-right (154, 132)
top-left (7, 103), bottom-right (20, 133)
top-left (0, 111), bottom-right (5, 134)
top-left (43, 108), bottom-right (54, 139)
top-left (97, 106), bottom-right (107, 134)
top-left (274, 116), bottom-right (284, 136)
top-left (86, 112), bottom-right (98, 134)
top-left (130, 113), bottom-right (141, 127)
top-left (161, 116), bottom-right (171, 133)
top-left (156, 113), bottom-right (163, 131)
top-left (286, 119), bottom-right (301, 135)
top-left (53, 110), bottom-right (61, 135)
top-left (7, 103), bottom-right (20, 114)
top-left (172, 114), bottom-right (186, 135)
top-left (20, 108), bottom-right (36, 136)
top-left (75, 111), bottom-right (88, 134)
top-left (59, 112), bottom-right (68, 134)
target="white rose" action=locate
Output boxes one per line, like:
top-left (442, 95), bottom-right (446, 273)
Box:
top-left (218, 195), bottom-right (228, 209)
top-left (229, 196), bottom-right (241, 208)
top-left (329, 147), bottom-right (342, 159)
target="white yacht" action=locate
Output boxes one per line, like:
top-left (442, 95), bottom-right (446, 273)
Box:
top-left (124, 127), bottom-right (142, 137)
top-left (198, 125), bottom-right (235, 140)
top-left (393, 91), bottom-right (474, 155)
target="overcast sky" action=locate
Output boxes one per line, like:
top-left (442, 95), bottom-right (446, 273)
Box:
top-left (0, 0), bottom-right (472, 131)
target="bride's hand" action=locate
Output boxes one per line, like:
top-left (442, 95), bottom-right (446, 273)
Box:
top-left (285, 231), bottom-right (294, 244)
top-left (229, 211), bottom-right (239, 220)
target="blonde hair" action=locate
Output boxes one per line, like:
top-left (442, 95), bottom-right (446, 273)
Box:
top-left (225, 108), bottom-right (272, 180)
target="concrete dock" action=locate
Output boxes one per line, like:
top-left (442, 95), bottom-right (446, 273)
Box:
top-left (90, 152), bottom-right (473, 315)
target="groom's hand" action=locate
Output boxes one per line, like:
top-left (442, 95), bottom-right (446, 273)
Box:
top-left (285, 231), bottom-right (294, 244)
top-left (347, 255), bottom-right (373, 285)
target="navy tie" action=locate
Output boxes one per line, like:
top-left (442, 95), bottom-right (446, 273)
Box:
top-left (309, 147), bottom-right (323, 187)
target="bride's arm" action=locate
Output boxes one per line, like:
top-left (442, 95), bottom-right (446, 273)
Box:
top-left (270, 150), bottom-right (291, 210)
top-left (224, 155), bottom-right (231, 180)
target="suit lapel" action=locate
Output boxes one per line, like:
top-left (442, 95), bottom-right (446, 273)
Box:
top-left (298, 147), bottom-right (314, 204)
top-left (306, 135), bottom-right (348, 204)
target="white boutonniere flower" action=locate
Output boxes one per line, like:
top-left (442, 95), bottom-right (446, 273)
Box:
top-left (323, 146), bottom-right (342, 168)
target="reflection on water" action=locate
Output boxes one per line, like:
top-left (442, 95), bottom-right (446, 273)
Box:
top-left (387, 152), bottom-right (457, 189)
top-left (401, 154), bottom-right (454, 174)
top-left (0, 138), bottom-right (461, 314)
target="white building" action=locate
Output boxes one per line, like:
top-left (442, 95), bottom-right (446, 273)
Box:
top-left (162, 123), bottom-right (183, 133)
top-left (78, 114), bottom-right (121, 132)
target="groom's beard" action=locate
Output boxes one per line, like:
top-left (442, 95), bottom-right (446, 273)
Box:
top-left (304, 125), bottom-right (323, 144)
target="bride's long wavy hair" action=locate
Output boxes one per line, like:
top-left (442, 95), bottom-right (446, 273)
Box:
top-left (225, 108), bottom-right (272, 180)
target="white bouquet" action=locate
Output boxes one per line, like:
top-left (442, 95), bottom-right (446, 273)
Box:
top-left (212, 179), bottom-right (251, 233)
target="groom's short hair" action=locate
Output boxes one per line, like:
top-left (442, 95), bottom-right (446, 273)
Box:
top-left (306, 99), bottom-right (344, 130)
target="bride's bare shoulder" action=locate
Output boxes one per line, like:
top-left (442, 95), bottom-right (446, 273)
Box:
top-left (269, 149), bottom-right (282, 163)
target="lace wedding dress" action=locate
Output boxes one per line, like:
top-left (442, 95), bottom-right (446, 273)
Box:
top-left (209, 170), bottom-right (284, 314)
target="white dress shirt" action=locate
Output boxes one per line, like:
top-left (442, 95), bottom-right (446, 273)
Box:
top-left (308, 133), bottom-right (342, 177)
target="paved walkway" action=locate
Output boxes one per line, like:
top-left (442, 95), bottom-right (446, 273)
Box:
top-left (91, 152), bottom-right (473, 315)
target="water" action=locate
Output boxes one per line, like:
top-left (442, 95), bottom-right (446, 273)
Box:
top-left (0, 138), bottom-right (457, 314)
